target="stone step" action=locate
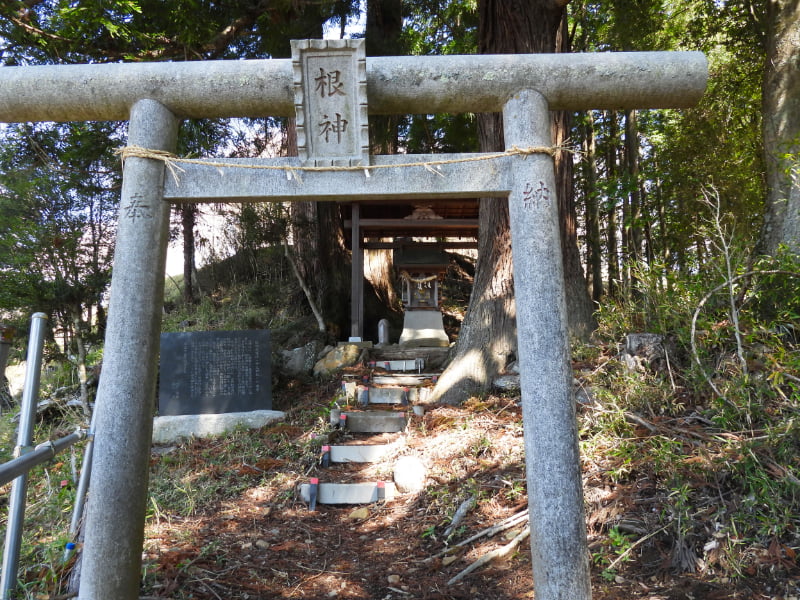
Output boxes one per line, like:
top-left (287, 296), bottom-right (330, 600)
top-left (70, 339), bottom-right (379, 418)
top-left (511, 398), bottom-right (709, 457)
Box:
top-left (369, 346), bottom-right (450, 370)
top-left (300, 481), bottom-right (397, 505)
top-left (323, 444), bottom-right (395, 463)
top-left (367, 386), bottom-right (430, 405)
top-left (371, 374), bottom-right (439, 386)
top-left (340, 381), bottom-right (432, 405)
top-left (369, 359), bottom-right (425, 372)
top-left (331, 410), bottom-right (408, 433)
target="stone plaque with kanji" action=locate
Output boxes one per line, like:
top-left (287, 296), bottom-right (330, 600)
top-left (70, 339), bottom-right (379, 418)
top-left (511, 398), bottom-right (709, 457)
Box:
top-left (291, 39), bottom-right (368, 166)
top-left (158, 330), bottom-right (272, 416)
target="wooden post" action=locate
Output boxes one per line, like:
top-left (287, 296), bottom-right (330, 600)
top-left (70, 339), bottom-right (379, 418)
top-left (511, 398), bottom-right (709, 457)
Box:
top-left (350, 203), bottom-right (364, 339)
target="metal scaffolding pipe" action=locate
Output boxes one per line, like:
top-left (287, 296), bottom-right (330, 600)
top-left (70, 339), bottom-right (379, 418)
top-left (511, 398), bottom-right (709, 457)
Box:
top-left (0, 430), bottom-right (86, 487)
top-left (0, 51), bottom-right (707, 123)
top-left (1, 313), bottom-right (48, 600)
top-left (64, 410), bottom-right (97, 564)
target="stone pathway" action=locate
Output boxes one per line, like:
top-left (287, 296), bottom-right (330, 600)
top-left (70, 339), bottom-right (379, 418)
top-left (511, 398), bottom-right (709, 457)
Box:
top-left (299, 347), bottom-right (442, 510)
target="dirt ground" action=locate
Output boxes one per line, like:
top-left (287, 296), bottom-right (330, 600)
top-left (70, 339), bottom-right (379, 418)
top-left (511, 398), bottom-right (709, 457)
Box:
top-left (137, 385), bottom-right (799, 600)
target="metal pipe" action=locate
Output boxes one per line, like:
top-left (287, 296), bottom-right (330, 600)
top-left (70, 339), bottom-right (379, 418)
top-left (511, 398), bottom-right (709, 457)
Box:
top-left (63, 411), bottom-right (97, 563)
top-left (0, 430), bottom-right (86, 487)
top-left (0, 51), bottom-right (707, 123)
top-left (1, 313), bottom-right (48, 600)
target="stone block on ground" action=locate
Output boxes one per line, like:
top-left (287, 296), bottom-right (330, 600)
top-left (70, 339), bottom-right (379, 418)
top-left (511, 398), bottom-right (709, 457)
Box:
top-left (152, 410), bottom-right (285, 444)
top-left (493, 374), bottom-right (520, 391)
top-left (5, 362), bottom-right (26, 400)
top-left (622, 333), bottom-right (672, 372)
top-left (313, 344), bottom-right (363, 376)
top-left (281, 341), bottom-right (320, 376)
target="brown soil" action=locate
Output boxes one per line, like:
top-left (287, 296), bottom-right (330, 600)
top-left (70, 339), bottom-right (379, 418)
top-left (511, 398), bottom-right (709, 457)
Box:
top-left (138, 383), bottom-right (799, 600)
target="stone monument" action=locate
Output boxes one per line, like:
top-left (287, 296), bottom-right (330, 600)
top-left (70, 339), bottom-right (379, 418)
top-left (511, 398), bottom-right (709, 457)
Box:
top-left (158, 330), bottom-right (271, 415)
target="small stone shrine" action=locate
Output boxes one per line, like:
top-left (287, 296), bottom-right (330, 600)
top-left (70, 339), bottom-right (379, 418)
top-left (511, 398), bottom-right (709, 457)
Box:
top-left (394, 238), bottom-right (450, 347)
top-left (158, 330), bottom-right (271, 415)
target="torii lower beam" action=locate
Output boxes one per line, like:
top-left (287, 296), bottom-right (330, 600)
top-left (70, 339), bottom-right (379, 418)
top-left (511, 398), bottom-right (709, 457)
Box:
top-left (0, 50), bottom-right (706, 600)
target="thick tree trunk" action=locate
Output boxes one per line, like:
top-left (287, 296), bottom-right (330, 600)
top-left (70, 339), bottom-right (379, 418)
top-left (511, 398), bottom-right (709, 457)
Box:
top-left (430, 0), bottom-right (583, 405)
top-left (759, 0), bottom-right (800, 255)
top-left (291, 200), bottom-right (350, 338)
top-left (554, 15), bottom-right (595, 337)
top-left (287, 114), bottom-right (351, 338)
top-left (624, 109), bottom-right (643, 297)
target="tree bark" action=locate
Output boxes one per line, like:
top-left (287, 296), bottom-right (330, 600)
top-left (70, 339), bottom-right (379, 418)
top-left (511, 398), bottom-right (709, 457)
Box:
top-left (582, 112), bottom-right (603, 303)
top-left (181, 204), bottom-right (196, 304)
top-left (286, 111), bottom-right (351, 338)
top-left (624, 109), bottom-right (642, 297)
top-left (605, 111), bottom-right (621, 297)
top-left (363, 0), bottom-right (404, 315)
top-left (430, 0), bottom-right (584, 405)
top-left (554, 15), bottom-right (595, 336)
top-left (759, 0), bottom-right (800, 255)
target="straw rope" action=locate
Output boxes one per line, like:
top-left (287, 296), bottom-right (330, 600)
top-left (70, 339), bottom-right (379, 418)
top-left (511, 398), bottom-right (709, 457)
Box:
top-left (399, 270), bottom-right (439, 284)
top-left (114, 144), bottom-right (562, 183)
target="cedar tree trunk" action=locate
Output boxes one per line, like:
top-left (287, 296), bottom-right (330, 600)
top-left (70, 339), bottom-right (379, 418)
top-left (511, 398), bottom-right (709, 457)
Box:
top-left (430, 0), bottom-right (594, 405)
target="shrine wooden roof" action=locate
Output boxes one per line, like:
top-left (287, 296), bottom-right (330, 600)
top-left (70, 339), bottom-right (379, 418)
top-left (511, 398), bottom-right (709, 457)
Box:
top-left (342, 199), bottom-right (479, 245)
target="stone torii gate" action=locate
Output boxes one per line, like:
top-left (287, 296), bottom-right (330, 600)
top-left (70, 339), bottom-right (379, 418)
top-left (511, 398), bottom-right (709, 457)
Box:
top-left (0, 43), bottom-right (706, 600)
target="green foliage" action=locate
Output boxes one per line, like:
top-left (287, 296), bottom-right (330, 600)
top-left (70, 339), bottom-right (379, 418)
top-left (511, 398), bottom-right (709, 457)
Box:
top-left (402, 0), bottom-right (477, 56)
top-left (0, 0), bottom-right (359, 64)
top-left (0, 122), bottom-right (119, 323)
top-left (583, 228), bottom-right (800, 575)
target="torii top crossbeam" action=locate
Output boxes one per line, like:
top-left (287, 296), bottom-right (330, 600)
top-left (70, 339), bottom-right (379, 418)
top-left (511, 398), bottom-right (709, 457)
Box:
top-left (0, 51), bottom-right (706, 122)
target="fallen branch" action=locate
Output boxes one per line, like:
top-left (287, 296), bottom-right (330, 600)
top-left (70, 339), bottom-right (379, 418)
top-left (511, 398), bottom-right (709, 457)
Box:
top-left (447, 525), bottom-right (530, 585)
top-left (284, 242), bottom-right (326, 334)
top-left (606, 524), bottom-right (669, 572)
top-left (624, 411), bottom-right (656, 433)
top-left (424, 509), bottom-right (529, 563)
top-left (443, 495), bottom-right (476, 541)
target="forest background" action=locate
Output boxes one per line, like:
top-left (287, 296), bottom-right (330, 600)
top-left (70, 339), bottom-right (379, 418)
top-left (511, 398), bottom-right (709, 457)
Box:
top-left (0, 0), bottom-right (797, 405)
top-left (1, 1), bottom-right (800, 598)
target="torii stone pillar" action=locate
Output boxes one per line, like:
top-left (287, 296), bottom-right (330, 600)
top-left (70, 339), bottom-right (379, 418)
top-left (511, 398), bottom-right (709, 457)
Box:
top-left (78, 99), bottom-right (178, 599)
top-left (504, 89), bottom-right (592, 597)
top-left (0, 49), bottom-right (706, 600)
